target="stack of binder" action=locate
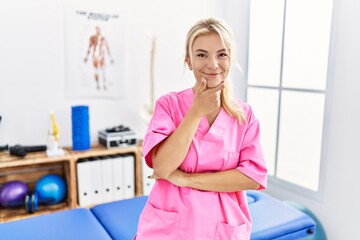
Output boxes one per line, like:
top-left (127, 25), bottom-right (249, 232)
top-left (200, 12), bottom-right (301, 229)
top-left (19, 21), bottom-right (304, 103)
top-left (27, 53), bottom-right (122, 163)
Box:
top-left (76, 154), bottom-right (135, 207)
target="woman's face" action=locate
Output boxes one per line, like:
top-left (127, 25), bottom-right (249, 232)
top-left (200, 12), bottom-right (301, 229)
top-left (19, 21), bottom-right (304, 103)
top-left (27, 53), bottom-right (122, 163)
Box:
top-left (188, 34), bottom-right (230, 89)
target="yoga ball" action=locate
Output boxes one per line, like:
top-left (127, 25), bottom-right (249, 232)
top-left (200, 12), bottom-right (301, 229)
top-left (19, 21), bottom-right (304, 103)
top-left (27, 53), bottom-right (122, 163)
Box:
top-left (35, 174), bottom-right (67, 204)
top-left (0, 180), bottom-right (28, 208)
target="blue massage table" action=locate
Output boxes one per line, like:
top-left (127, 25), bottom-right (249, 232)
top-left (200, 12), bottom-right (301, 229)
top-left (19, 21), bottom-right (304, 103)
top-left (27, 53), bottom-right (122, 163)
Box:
top-left (247, 190), bottom-right (315, 239)
top-left (0, 191), bottom-right (315, 240)
top-left (0, 208), bottom-right (112, 240)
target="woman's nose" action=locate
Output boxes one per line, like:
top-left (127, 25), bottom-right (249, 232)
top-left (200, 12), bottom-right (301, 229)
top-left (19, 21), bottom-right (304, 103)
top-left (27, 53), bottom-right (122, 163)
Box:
top-left (206, 57), bottom-right (219, 69)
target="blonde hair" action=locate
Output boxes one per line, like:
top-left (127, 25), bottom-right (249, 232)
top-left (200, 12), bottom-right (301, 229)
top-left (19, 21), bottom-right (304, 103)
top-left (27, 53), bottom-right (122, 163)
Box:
top-left (185, 17), bottom-right (246, 123)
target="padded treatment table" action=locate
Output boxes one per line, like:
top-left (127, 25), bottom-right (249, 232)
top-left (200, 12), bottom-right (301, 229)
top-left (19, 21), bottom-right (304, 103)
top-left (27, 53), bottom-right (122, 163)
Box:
top-left (247, 190), bottom-right (316, 239)
top-left (91, 191), bottom-right (315, 240)
top-left (0, 191), bottom-right (316, 240)
top-left (0, 208), bottom-right (112, 240)
top-left (91, 196), bottom-right (148, 240)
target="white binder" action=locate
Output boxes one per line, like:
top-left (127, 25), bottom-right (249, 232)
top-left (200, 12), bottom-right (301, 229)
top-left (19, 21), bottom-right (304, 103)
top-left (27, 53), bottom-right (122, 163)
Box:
top-left (76, 158), bottom-right (92, 207)
top-left (100, 155), bottom-right (114, 203)
top-left (112, 154), bottom-right (125, 201)
top-left (89, 157), bottom-right (103, 205)
top-left (141, 157), bottom-right (155, 195)
top-left (123, 154), bottom-right (135, 199)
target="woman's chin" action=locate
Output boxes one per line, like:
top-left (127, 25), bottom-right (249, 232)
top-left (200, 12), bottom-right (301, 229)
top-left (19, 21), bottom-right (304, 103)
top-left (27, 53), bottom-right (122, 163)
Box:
top-left (206, 81), bottom-right (223, 89)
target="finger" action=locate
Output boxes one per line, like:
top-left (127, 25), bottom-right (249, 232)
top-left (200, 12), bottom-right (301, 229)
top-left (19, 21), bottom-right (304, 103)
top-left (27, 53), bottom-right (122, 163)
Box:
top-left (196, 78), bottom-right (207, 94)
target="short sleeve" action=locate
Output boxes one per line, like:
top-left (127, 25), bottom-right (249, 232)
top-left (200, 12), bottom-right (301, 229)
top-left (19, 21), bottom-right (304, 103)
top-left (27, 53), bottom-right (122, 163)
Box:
top-left (236, 107), bottom-right (268, 189)
top-left (142, 96), bottom-right (177, 168)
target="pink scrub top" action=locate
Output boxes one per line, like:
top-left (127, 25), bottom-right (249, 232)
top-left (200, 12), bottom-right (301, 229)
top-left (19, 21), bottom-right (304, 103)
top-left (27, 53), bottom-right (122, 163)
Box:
top-left (136, 88), bottom-right (267, 240)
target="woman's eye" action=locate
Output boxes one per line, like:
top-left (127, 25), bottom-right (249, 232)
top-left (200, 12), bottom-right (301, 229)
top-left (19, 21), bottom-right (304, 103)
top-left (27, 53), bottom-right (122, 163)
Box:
top-left (196, 53), bottom-right (206, 58)
top-left (219, 53), bottom-right (228, 58)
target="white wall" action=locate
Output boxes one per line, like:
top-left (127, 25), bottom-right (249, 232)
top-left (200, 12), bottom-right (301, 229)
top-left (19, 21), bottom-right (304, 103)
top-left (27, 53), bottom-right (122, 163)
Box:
top-left (254, 0), bottom-right (360, 239)
top-left (0, 0), bottom-right (225, 146)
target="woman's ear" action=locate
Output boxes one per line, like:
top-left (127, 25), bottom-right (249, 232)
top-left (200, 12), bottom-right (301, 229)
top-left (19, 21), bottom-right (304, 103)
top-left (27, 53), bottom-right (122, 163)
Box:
top-left (185, 58), bottom-right (193, 70)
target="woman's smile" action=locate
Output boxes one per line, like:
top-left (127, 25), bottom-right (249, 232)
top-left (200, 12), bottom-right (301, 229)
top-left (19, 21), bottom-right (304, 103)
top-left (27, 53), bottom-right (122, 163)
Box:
top-left (188, 34), bottom-right (230, 90)
top-left (204, 72), bottom-right (222, 78)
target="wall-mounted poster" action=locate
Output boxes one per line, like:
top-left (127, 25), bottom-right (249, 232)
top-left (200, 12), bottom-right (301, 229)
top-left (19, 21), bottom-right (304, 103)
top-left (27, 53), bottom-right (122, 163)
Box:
top-left (65, 8), bottom-right (126, 99)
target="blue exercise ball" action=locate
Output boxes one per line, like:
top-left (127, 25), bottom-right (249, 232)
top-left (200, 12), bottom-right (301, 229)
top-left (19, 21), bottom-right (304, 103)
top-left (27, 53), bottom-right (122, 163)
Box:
top-left (35, 174), bottom-right (67, 204)
top-left (0, 180), bottom-right (28, 208)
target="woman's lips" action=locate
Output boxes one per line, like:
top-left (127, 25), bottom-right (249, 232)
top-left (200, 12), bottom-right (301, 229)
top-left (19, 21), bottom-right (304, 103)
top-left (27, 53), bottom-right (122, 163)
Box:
top-left (204, 72), bottom-right (222, 78)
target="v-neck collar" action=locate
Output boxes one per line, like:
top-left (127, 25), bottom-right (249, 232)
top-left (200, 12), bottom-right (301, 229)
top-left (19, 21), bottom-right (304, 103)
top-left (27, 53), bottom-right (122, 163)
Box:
top-left (201, 108), bottom-right (232, 141)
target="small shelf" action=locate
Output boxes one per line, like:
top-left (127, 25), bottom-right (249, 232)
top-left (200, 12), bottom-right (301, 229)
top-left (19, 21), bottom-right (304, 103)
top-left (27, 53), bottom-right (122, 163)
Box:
top-left (0, 202), bottom-right (69, 223)
top-left (0, 145), bottom-right (143, 222)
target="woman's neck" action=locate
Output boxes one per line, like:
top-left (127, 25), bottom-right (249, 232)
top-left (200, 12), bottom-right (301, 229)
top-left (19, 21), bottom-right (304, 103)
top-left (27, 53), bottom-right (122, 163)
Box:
top-left (206, 107), bottom-right (221, 126)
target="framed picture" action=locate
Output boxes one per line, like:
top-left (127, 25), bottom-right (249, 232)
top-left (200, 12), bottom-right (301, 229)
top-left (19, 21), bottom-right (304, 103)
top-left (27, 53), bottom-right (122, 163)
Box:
top-left (65, 8), bottom-right (126, 99)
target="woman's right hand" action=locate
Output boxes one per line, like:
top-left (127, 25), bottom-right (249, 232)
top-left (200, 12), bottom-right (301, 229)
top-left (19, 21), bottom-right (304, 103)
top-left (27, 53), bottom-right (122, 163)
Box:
top-left (192, 78), bottom-right (225, 117)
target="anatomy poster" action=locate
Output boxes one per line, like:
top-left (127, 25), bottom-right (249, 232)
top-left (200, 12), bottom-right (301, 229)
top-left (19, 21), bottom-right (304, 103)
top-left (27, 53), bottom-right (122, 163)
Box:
top-left (65, 8), bottom-right (126, 99)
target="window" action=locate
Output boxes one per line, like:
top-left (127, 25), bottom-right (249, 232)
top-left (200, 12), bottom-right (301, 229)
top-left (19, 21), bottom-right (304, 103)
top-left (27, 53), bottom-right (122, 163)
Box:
top-left (246, 0), bottom-right (333, 193)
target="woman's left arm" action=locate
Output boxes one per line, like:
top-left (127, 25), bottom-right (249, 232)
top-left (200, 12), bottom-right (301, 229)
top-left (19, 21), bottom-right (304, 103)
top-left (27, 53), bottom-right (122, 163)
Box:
top-left (150, 169), bottom-right (260, 192)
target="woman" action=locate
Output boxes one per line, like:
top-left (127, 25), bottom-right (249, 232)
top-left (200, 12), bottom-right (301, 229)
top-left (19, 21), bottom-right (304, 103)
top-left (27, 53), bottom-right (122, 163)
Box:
top-left (135, 17), bottom-right (267, 240)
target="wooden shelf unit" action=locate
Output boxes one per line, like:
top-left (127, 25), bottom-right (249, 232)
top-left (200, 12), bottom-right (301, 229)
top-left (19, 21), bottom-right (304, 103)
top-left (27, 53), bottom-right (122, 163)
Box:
top-left (0, 145), bottom-right (143, 223)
